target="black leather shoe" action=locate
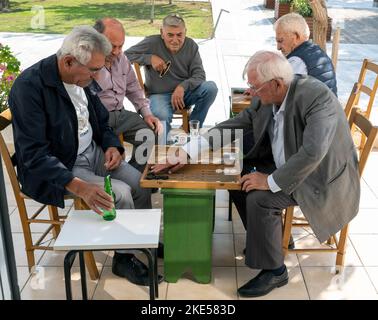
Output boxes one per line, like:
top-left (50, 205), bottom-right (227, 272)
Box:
top-left (157, 242), bottom-right (164, 259)
top-left (112, 253), bottom-right (163, 286)
top-left (243, 236), bottom-right (295, 255)
top-left (238, 266), bottom-right (288, 297)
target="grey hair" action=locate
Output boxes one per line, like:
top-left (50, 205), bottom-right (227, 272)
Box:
top-left (274, 12), bottom-right (310, 40)
top-left (57, 25), bottom-right (112, 65)
top-left (162, 13), bottom-right (186, 28)
top-left (243, 50), bottom-right (294, 86)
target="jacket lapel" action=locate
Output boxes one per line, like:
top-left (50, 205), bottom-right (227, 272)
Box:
top-left (41, 55), bottom-right (72, 103)
top-left (252, 104), bottom-right (273, 146)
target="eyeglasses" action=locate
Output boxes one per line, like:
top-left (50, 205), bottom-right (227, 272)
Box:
top-left (247, 79), bottom-right (273, 94)
top-left (159, 60), bottom-right (171, 78)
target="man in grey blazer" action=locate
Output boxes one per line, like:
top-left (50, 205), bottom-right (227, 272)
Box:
top-left (225, 50), bottom-right (360, 297)
top-left (152, 50), bottom-right (360, 297)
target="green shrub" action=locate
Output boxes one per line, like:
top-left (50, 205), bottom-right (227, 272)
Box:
top-left (0, 43), bottom-right (21, 112)
top-left (292, 0), bottom-right (313, 17)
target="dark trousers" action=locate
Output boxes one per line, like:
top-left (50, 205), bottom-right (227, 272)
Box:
top-left (230, 187), bottom-right (297, 270)
top-left (108, 109), bottom-right (156, 173)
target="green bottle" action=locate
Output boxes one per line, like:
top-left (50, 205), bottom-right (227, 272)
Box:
top-left (103, 175), bottom-right (116, 221)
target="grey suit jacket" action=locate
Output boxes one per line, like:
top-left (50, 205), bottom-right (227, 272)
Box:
top-left (212, 75), bottom-right (360, 242)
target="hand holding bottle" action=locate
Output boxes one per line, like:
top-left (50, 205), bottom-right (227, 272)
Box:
top-left (65, 177), bottom-right (114, 216)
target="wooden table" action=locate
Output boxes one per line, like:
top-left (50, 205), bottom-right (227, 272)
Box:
top-left (230, 87), bottom-right (251, 114)
top-left (54, 209), bottom-right (161, 300)
top-left (141, 145), bottom-right (241, 283)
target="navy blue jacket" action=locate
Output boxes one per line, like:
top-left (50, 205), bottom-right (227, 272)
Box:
top-left (8, 54), bottom-right (123, 208)
top-left (287, 41), bottom-right (337, 96)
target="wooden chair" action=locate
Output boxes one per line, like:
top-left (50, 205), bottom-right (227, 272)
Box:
top-left (0, 109), bottom-right (99, 280)
top-left (133, 62), bottom-right (191, 133)
top-left (331, 27), bottom-right (341, 71)
top-left (344, 59), bottom-right (378, 154)
top-left (282, 107), bottom-right (378, 272)
top-left (344, 59), bottom-right (378, 120)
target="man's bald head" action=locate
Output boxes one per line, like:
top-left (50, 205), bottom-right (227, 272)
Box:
top-left (94, 18), bottom-right (125, 61)
top-left (94, 17), bottom-right (125, 34)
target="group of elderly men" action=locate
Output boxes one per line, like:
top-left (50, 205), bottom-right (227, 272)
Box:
top-left (8, 12), bottom-right (359, 298)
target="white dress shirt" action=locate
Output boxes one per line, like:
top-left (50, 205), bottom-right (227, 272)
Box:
top-left (288, 56), bottom-right (308, 75)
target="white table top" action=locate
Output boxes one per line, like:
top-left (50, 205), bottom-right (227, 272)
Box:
top-left (53, 209), bottom-right (161, 251)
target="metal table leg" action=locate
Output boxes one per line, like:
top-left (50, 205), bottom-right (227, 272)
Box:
top-left (140, 248), bottom-right (157, 300)
top-left (79, 251), bottom-right (88, 300)
top-left (64, 250), bottom-right (77, 300)
top-left (153, 248), bottom-right (158, 298)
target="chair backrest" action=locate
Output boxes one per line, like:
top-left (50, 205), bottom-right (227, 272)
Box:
top-left (348, 107), bottom-right (378, 176)
top-left (331, 27), bottom-right (341, 71)
top-left (344, 59), bottom-right (378, 119)
top-left (133, 62), bottom-right (146, 95)
top-left (132, 62), bottom-right (191, 133)
top-left (0, 109), bottom-right (25, 212)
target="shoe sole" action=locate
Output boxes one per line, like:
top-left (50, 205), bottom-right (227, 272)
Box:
top-left (244, 244), bottom-right (294, 255)
top-left (112, 268), bottom-right (164, 286)
top-left (238, 278), bottom-right (289, 298)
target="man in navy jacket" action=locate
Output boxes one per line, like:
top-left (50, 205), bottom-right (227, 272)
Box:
top-left (9, 26), bottom-right (158, 286)
top-left (274, 12), bottom-right (337, 96)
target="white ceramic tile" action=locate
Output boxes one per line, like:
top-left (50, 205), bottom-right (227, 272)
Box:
top-left (7, 206), bottom-right (16, 215)
top-left (302, 266), bottom-right (377, 300)
top-left (16, 267), bottom-right (32, 291)
top-left (214, 208), bottom-right (233, 234)
top-left (12, 232), bottom-right (49, 267)
top-left (93, 266), bottom-right (168, 300)
top-left (349, 209), bottom-right (378, 234)
top-left (166, 267), bottom-right (238, 300)
top-left (215, 189), bottom-right (230, 208)
top-left (231, 208), bottom-right (246, 234)
top-left (21, 266), bottom-right (98, 300)
top-left (364, 267), bottom-right (378, 294)
top-left (359, 182), bottom-right (378, 208)
top-left (297, 236), bottom-right (363, 267)
top-left (212, 234), bottom-right (235, 267)
top-left (39, 247), bottom-right (109, 269)
top-left (349, 234), bottom-right (378, 266)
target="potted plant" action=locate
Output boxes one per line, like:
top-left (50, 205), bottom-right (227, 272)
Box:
top-left (275, 0), bottom-right (293, 19)
top-left (265, 0), bottom-right (275, 10)
top-left (292, 0), bottom-right (332, 41)
top-left (0, 43), bottom-right (20, 126)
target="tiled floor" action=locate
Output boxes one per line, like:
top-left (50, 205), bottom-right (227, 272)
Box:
top-left (4, 152), bottom-right (378, 300)
top-left (1, 0), bottom-right (378, 300)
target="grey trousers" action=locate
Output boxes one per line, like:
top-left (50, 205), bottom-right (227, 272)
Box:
top-left (230, 189), bottom-right (297, 270)
top-left (108, 109), bottom-right (156, 173)
top-left (72, 141), bottom-right (151, 210)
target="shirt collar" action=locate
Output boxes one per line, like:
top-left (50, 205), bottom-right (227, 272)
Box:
top-left (272, 84), bottom-right (290, 116)
top-left (105, 54), bottom-right (122, 72)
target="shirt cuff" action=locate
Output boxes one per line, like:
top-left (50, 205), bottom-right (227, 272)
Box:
top-left (267, 174), bottom-right (282, 193)
top-left (179, 81), bottom-right (189, 91)
top-left (140, 106), bottom-right (152, 118)
top-left (181, 136), bottom-right (209, 162)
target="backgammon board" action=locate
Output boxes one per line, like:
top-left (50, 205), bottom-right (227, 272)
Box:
top-left (140, 145), bottom-right (241, 190)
